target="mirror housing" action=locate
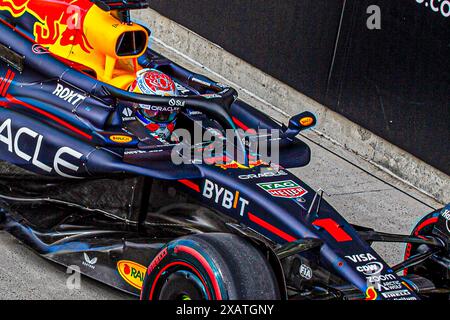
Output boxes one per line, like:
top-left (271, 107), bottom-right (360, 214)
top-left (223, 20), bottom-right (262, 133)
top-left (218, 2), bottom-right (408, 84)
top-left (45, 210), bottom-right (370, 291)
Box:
top-left (283, 112), bottom-right (317, 140)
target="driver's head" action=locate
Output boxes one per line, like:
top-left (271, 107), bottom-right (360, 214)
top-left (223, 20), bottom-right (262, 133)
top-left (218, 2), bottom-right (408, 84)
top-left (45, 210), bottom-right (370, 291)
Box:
top-left (130, 69), bottom-right (179, 140)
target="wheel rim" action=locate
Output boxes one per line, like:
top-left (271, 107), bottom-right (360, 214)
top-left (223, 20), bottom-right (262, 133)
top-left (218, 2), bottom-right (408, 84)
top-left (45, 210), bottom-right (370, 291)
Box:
top-left (158, 270), bottom-right (209, 301)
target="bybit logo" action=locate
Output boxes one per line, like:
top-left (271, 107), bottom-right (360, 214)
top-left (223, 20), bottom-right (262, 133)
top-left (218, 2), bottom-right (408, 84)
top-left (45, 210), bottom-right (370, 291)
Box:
top-left (203, 180), bottom-right (249, 217)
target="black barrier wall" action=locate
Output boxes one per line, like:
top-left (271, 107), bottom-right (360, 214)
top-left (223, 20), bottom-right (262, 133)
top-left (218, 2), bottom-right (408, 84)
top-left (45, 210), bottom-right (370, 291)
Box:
top-left (149, 0), bottom-right (450, 174)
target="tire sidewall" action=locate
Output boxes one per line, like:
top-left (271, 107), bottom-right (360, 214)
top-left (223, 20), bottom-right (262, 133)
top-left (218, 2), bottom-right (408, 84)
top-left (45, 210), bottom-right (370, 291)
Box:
top-left (141, 238), bottom-right (228, 300)
top-left (404, 211), bottom-right (441, 275)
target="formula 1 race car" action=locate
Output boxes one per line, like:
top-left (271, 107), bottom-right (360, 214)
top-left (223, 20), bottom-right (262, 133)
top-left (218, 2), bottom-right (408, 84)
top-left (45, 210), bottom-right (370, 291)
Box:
top-left (0, 0), bottom-right (448, 301)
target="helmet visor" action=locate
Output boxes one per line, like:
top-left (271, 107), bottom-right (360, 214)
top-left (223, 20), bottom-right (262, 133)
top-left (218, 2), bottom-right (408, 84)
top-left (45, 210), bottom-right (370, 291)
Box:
top-left (142, 108), bottom-right (178, 123)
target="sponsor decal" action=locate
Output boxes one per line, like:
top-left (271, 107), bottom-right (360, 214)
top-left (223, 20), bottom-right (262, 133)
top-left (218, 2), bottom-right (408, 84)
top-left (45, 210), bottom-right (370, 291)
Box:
top-left (121, 107), bottom-right (135, 121)
top-left (392, 297), bottom-right (419, 301)
top-left (31, 44), bottom-right (50, 55)
top-left (82, 253), bottom-right (97, 270)
top-left (365, 287), bottom-right (378, 300)
top-left (345, 253), bottom-right (377, 263)
top-left (0, 118), bottom-right (83, 178)
top-left (141, 105), bottom-right (180, 113)
top-left (203, 179), bottom-right (250, 217)
top-left (365, 271), bottom-right (416, 299)
top-left (117, 260), bottom-right (147, 290)
top-left (0, 0), bottom-right (94, 53)
top-left (299, 264), bottom-right (312, 280)
top-left (356, 262), bottom-right (384, 276)
top-left (169, 98), bottom-right (185, 108)
top-left (367, 281), bottom-right (415, 301)
top-left (148, 248), bottom-right (168, 274)
top-left (109, 135), bottom-right (133, 144)
top-left (375, 280), bottom-right (403, 292)
top-left (366, 273), bottom-right (396, 284)
top-left (257, 180), bottom-right (308, 199)
top-left (216, 160), bottom-right (265, 170)
top-left (53, 84), bottom-right (86, 106)
top-left (299, 116), bottom-right (314, 127)
top-left (175, 82), bottom-right (191, 95)
top-left (381, 289), bottom-right (412, 299)
top-left (239, 169), bottom-right (288, 180)
top-left (123, 108), bottom-right (133, 117)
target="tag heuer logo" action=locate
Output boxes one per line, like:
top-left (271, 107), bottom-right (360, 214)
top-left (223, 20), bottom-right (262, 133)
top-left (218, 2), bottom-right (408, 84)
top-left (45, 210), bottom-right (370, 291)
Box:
top-left (258, 180), bottom-right (308, 199)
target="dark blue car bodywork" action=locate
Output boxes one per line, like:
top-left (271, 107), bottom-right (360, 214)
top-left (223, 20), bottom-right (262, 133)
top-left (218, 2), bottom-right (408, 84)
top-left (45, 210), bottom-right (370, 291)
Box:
top-left (0, 4), bottom-right (448, 301)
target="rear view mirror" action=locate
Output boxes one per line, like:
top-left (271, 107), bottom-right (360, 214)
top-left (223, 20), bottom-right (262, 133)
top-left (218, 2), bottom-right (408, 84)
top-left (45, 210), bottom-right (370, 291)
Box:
top-left (283, 112), bottom-right (317, 139)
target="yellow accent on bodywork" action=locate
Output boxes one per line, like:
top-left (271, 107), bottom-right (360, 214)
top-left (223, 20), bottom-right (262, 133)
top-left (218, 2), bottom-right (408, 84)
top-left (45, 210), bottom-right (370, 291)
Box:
top-left (51, 5), bottom-right (148, 89)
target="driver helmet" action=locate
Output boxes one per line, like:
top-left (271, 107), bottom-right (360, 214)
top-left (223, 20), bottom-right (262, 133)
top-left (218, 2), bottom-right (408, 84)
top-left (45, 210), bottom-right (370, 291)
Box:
top-left (130, 69), bottom-right (180, 140)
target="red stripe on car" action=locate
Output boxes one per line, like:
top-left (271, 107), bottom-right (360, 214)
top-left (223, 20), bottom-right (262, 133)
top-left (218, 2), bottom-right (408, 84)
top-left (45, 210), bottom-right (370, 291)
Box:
top-left (414, 217), bottom-right (438, 236)
top-left (313, 218), bottom-right (353, 242)
top-left (2, 71), bottom-right (15, 96)
top-left (5, 94), bottom-right (93, 140)
top-left (248, 212), bottom-right (297, 242)
top-left (179, 179), bottom-right (201, 193)
top-left (232, 117), bottom-right (250, 131)
top-left (0, 70), bottom-right (11, 95)
top-left (404, 216), bottom-right (438, 275)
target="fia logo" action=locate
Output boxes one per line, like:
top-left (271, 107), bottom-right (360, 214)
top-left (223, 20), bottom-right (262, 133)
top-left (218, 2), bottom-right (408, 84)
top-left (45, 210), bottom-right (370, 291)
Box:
top-left (299, 264), bottom-right (312, 280)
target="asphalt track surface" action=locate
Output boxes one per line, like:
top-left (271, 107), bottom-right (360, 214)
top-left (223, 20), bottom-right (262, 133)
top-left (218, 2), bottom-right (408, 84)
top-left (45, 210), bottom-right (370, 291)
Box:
top-left (0, 46), bottom-right (443, 300)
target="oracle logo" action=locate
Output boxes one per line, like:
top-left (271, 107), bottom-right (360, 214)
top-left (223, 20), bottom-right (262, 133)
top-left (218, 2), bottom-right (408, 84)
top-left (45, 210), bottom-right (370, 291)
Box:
top-left (0, 118), bottom-right (83, 178)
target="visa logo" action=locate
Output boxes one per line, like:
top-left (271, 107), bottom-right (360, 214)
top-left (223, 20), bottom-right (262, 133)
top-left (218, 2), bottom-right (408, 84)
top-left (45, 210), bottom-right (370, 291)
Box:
top-left (345, 253), bottom-right (377, 263)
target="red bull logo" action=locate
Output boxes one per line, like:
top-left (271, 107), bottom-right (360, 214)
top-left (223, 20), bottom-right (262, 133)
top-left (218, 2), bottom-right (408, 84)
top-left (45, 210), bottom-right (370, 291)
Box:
top-left (0, 0), bottom-right (94, 53)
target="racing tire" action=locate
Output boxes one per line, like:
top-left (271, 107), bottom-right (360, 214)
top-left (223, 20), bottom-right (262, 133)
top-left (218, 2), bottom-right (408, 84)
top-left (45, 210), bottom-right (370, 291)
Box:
top-left (404, 210), bottom-right (441, 276)
top-left (141, 233), bottom-right (281, 300)
top-left (404, 209), bottom-right (449, 299)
